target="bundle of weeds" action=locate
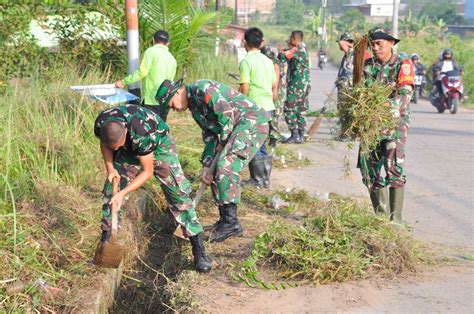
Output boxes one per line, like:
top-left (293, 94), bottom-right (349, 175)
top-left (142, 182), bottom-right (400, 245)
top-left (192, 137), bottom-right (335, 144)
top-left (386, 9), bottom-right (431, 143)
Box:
top-left (236, 195), bottom-right (427, 288)
top-left (338, 82), bottom-right (397, 154)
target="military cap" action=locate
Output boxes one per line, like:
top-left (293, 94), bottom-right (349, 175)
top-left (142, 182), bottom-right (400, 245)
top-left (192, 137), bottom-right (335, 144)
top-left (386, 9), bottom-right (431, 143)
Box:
top-left (338, 32), bottom-right (354, 43)
top-left (368, 27), bottom-right (400, 44)
top-left (156, 78), bottom-right (184, 107)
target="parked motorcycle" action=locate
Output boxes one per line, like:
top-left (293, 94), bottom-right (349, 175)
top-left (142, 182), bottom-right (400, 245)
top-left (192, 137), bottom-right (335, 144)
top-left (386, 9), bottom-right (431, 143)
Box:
top-left (430, 70), bottom-right (463, 114)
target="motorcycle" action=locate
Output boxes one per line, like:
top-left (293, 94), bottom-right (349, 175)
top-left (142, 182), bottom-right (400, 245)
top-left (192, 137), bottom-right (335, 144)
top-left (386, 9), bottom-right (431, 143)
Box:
top-left (412, 73), bottom-right (425, 104)
top-left (430, 70), bottom-right (463, 114)
top-left (318, 54), bottom-right (327, 70)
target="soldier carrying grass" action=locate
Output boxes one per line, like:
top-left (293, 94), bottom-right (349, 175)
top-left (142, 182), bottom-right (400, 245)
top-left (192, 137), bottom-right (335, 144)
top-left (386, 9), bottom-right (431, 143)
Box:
top-left (359, 27), bottom-right (415, 224)
top-left (156, 79), bottom-right (270, 242)
top-left (94, 105), bottom-right (212, 273)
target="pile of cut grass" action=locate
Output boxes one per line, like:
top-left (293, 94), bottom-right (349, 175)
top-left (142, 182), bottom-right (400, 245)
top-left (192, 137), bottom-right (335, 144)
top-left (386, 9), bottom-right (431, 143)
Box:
top-left (235, 191), bottom-right (428, 288)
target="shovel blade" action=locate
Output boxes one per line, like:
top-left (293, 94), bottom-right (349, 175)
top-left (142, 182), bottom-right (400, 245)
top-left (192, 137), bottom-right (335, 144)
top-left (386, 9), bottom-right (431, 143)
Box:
top-left (93, 240), bottom-right (126, 268)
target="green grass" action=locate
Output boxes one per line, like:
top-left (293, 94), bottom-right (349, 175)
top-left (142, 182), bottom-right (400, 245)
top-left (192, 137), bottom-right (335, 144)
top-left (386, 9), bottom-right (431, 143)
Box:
top-left (234, 191), bottom-right (429, 289)
top-left (0, 67), bottom-right (113, 311)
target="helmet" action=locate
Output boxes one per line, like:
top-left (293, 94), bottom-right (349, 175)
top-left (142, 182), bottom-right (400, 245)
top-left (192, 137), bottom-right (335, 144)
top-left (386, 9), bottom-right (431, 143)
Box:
top-left (399, 51), bottom-right (409, 59)
top-left (410, 53), bottom-right (420, 60)
top-left (442, 48), bottom-right (453, 59)
top-left (338, 32), bottom-right (354, 43)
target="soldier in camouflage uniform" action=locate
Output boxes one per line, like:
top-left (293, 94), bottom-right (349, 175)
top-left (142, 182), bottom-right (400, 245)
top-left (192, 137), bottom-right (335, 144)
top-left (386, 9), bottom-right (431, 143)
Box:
top-left (94, 105), bottom-right (211, 272)
top-left (156, 79), bottom-right (270, 242)
top-left (359, 27), bottom-right (415, 224)
top-left (261, 45), bottom-right (286, 147)
top-left (277, 30), bottom-right (311, 144)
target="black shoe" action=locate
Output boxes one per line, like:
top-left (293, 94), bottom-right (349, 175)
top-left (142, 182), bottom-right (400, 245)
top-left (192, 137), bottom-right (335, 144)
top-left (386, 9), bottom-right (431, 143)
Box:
top-left (189, 233), bottom-right (212, 273)
top-left (283, 129), bottom-right (301, 144)
top-left (209, 204), bottom-right (243, 242)
top-left (269, 138), bottom-right (277, 147)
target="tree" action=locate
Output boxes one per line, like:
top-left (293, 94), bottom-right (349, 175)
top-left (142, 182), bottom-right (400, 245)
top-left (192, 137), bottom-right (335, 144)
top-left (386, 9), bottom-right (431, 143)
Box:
top-left (334, 9), bottom-right (367, 34)
top-left (273, 0), bottom-right (305, 25)
top-left (138, 0), bottom-right (217, 74)
top-left (421, 0), bottom-right (465, 25)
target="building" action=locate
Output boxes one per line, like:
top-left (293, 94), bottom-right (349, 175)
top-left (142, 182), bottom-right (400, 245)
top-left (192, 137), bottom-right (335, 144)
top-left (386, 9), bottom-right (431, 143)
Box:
top-left (345, 0), bottom-right (407, 23)
top-left (223, 0), bottom-right (276, 23)
top-left (466, 0), bottom-right (474, 22)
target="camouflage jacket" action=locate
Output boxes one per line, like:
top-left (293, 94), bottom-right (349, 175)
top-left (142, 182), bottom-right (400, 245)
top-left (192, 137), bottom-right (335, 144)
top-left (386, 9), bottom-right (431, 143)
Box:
top-left (337, 48), bottom-right (354, 88)
top-left (363, 53), bottom-right (414, 138)
top-left (278, 44), bottom-right (310, 95)
top-left (261, 46), bottom-right (286, 80)
top-left (186, 80), bottom-right (270, 167)
top-left (94, 105), bottom-right (170, 156)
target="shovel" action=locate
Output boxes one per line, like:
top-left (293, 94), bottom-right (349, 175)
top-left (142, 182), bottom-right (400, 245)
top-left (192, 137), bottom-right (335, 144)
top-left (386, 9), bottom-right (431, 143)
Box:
top-left (93, 176), bottom-right (126, 268)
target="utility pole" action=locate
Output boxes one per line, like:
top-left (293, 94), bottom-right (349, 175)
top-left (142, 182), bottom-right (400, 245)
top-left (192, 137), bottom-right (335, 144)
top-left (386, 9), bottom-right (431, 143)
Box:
top-left (125, 0), bottom-right (140, 97)
top-left (392, 0), bottom-right (399, 39)
top-left (234, 0), bottom-right (238, 24)
top-left (215, 0), bottom-right (220, 56)
top-left (321, 0), bottom-right (327, 46)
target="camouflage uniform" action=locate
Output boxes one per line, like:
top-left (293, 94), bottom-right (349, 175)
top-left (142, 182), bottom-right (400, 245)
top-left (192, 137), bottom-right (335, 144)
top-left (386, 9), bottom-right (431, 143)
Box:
top-left (94, 105), bottom-right (203, 238)
top-left (261, 46), bottom-right (286, 142)
top-left (186, 80), bottom-right (270, 205)
top-left (359, 54), bottom-right (414, 189)
top-left (278, 44), bottom-right (311, 130)
top-left (336, 48), bottom-right (354, 92)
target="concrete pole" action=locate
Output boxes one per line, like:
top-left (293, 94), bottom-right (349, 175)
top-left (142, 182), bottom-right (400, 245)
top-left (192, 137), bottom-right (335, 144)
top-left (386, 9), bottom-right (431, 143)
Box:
top-left (125, 0), bottom-right (140, 96)
top-left (234, 0), bottom-right (238, 24)
top-left (392, 0), bottom-right (399, 39)
top-left (215, 0), bottom-right (220, 56)
top-left (321, 0), bottom-right (327, 45)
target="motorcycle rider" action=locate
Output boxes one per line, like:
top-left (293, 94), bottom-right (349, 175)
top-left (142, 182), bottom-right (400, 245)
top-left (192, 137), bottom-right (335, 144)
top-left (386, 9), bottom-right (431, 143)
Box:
top-left (411, 53), bottom-right (426, 96)
top-left (318, 47), bottom-right (327, 69)
top-left (432, 48), bottom-right (463, 97)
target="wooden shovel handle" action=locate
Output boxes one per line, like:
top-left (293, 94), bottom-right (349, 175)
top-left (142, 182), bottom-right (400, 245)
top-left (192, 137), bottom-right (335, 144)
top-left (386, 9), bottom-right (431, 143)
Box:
top-left (110, 176), bottom-right (119, 242)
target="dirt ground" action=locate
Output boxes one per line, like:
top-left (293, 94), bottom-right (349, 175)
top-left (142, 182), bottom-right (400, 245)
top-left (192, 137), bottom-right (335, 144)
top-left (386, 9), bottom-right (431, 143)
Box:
top-left (187, 62), bottom-right (474, 313)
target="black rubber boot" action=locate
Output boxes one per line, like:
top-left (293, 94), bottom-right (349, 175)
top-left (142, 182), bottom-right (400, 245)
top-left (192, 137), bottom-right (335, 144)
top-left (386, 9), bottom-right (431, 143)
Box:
top-left (298, 128), bottom-right (305, 143)
top-left (242, 156), bottom-right (266, 188)
top-left (209, 203), bottom-right (243, 243)
top-left (269, 137), bottom-right (278, 147)
top-left (283, 129), bottom-right (301, 144)
top-left (262, 155), bottom-right (273, 188)
top-left (189, 233), bottom-right (212, 273)
top-left (389, 187), bottom-right (404, 224)
top-left (369, 187), bottom-right (389, 217)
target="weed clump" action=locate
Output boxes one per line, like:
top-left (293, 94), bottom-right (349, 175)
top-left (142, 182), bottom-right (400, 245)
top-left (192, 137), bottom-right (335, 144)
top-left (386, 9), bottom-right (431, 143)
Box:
top-left (338, 83), bottom-right (396, 155)
top-left (236, 195), bottom-right (427, 288)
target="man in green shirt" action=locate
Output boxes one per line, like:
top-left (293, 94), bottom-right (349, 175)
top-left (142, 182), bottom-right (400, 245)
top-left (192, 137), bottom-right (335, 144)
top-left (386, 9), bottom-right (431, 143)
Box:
top-left (239, 27), bottom-right (277, 188)
top-left (115, 30), bottom-right (177, 120)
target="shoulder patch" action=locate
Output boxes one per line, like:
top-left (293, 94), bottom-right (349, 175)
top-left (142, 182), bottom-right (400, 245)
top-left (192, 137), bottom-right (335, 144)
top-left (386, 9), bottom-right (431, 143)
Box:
top-left (398, 60), bottom-right (415, 86)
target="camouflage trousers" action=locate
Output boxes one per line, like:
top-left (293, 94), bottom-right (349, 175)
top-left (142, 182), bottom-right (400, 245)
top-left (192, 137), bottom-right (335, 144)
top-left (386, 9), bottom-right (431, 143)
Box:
top-left (210, 123), bottom-right (269, 205)
top-left (284, 87), bottom-right (310, 130)
top-left (102, 135), bottom-right (203, 238)
top-left (269, 84), bottom-right (286, 141)
top-left (359, 133), bottom-right (408, 190)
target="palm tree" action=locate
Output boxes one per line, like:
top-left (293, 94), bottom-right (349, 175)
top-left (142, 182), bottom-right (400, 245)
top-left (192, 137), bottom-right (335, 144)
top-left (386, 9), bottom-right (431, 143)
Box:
top-left (139, 0), bottom-right (217, 76)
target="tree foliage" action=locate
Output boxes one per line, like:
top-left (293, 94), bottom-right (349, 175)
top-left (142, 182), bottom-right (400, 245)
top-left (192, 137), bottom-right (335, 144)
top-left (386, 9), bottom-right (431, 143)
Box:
top-left (273, 0), bottom-right (305, 25)
top-left (334, 9), bottom-right (368, 35)
top-left (139, 0), bottom-right (218, 76)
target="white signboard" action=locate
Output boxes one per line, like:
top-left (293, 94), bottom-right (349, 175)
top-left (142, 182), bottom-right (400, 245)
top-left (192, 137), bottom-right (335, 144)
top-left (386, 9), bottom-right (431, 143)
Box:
top-left (370, 4), bottom-right (393, 17)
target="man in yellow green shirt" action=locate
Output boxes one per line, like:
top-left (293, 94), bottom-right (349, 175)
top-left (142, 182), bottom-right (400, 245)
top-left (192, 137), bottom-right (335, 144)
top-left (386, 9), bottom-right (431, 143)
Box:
top-left (239, 27), bottom-right (278, 188)
top-left (115, 30), bottom-right (177, 120)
